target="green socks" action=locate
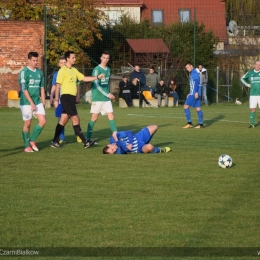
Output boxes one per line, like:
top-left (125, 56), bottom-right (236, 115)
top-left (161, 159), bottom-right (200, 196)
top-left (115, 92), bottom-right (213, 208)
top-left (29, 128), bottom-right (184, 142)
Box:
top-left (30, 124), bottom-right (43, 141)
top-left (109, 119), bottom-right (117, 132)
top-left (86, 120), bottom-right (95, 139)
top-left (250, 112), bottom-right (255, 125)
top-left (22, 131), bottom-right (30, 148)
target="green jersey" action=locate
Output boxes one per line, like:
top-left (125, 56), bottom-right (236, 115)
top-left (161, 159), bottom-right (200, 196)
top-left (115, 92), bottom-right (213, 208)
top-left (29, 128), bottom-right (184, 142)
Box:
top-left (240, 69), bottom-right (260, 96)
top-left (18, 66), bottom-right (44, 105)
top-left (91, 65), bottom-right (110, 102)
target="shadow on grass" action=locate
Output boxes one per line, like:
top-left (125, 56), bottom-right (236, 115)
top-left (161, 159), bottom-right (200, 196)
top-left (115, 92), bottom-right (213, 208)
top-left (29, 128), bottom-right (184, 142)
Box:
top-left (204, 114), bottom-right (225, 127)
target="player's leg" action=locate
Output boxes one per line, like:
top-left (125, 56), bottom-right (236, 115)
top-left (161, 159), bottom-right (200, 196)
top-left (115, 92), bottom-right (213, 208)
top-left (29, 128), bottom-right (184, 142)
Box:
top-left (142, 144), bottom-right (170, 153)
top-left (86, 113), bottom-right (98, 139)
top-left (30, 104), bottom-right (46, 151)
top-left (20, 105), bottom-right (33, 152)
top-left (55, 104), bottom-right (65, 142)
top-left (249, 96), bottom-right (257, 128)
top-left (103, 101), bottom-right (117, 135)
top-left (194, 98), bottom-right (204, 128)
top-left (183, 102), bottom-right (192, 128)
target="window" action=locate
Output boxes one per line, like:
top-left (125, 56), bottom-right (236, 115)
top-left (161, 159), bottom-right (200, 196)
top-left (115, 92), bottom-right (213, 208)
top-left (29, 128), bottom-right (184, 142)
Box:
top-left (152, 10), bottom-right (164, 25)
top-left (179, 9), bottom-right (190, 23)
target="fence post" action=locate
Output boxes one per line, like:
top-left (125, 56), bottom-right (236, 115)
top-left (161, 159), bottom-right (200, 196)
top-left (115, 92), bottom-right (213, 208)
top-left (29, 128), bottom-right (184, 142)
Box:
top-left (216, 66), bottom-right (219, 104)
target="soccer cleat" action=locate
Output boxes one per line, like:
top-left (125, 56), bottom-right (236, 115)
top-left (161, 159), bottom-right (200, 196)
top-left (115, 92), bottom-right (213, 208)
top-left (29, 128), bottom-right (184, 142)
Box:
top-left (30, 141), bottom-right (39, 151)
top-left (146, 102), bottom-right (152, 106)
top-left (160, 147), bottom-right (171, 153)
top-left (84, 138), bottom-right (95, 148)
top-left (194, 125), bottom-right (204, 129)
top-left (59, 139), bottom-right (66, 144)
top-left (24, 147), bottom-right (34, 153)
top-left (77, 136), bottom-right (82, 143)
top-left (182, 123), bottom-right (193, 129)
top-left (50, 141), bottom-right (62, 148)
top-left (248, 124), bottom-right (255, 128)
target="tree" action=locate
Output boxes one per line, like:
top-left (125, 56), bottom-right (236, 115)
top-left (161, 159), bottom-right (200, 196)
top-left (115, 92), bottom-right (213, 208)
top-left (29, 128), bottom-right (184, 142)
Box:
top-left (226, 0), bottom-right (260, 25)
top-left (0, 0), bottom-right (105, 66)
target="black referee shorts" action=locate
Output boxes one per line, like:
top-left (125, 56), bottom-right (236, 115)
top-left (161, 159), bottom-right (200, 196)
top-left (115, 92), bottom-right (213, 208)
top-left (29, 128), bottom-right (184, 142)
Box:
top-left (60, 94), bottom-right (78, 117)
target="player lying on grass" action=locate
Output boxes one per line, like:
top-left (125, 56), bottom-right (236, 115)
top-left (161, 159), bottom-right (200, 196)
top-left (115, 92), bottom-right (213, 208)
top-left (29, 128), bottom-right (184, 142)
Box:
top-left (103, 124), bottom-right (171, 154)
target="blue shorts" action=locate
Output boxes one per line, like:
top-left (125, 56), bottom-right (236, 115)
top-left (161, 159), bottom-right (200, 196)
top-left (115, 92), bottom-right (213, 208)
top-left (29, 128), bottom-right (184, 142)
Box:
top-left (55, 103), bottom-right (63, 118)
top-left (185, 95), bottom-right (201, 108)
top-left (135, 127), bottom-right (152, 153)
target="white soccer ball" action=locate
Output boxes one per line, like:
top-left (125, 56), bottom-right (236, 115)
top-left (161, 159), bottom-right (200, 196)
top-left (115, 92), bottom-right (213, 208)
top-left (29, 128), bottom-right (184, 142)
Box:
top-left (218, 154), bottom-right (232, 168)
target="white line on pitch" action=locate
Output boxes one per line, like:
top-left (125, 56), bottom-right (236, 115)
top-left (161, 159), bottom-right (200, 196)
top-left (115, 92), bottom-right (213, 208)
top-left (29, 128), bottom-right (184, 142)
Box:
top-left (127, 114), bottom-right (249, 124)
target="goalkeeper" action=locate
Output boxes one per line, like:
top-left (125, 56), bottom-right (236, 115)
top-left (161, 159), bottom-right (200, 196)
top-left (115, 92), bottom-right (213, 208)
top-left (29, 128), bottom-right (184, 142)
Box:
top-left (103, 125), bottom-right (171, 154)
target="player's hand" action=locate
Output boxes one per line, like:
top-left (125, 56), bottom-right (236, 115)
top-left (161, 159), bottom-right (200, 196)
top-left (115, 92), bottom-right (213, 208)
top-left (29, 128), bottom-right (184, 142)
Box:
top-left (50, 96), bottom-right (53, 105)
top-left (127, 144), bottom-right (132, 150)
top-left (54, 100), bottom-right (58, 108)
top-left (30, 103), bottom-right (36, 111)
top-left (195, 92), bottom-right (199, 99)
top-left (108, 93), bottom-right (115, 100)
top-left (98, 74), bottom-right (105, 79)
top-left (76, 96), bottom-right (80, 104)
top-left (248, 84), bottom-right (251, 88)
top-left (112, 131), bottom-right (118, 142)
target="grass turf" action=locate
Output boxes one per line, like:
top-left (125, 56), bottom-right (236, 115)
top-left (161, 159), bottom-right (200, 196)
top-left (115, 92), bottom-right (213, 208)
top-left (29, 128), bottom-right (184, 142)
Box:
top-left (0, 103), bottom-right (259, 259)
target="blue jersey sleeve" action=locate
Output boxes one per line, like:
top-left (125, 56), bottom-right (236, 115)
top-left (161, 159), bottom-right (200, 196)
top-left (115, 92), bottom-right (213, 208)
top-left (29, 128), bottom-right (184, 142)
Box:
top-left (191, 70), bottom-right (200, 95)
top-left (52, 71), bottom-right (58, 86)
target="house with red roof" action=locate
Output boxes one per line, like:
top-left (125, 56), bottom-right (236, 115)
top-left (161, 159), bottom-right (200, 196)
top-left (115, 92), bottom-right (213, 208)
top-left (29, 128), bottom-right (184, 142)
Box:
top-left (101, 0), bottom-right (227, 49)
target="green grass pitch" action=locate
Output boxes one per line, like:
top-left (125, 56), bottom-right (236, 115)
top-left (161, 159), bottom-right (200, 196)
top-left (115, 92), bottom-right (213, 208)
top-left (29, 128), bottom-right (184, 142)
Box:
top-left (0, 103), bottom-right (259, 260)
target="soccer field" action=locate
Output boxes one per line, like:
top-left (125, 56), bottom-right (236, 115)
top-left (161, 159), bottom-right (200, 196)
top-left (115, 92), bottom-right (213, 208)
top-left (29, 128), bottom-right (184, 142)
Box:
top-left (0, 104), bottom-right (259, 259)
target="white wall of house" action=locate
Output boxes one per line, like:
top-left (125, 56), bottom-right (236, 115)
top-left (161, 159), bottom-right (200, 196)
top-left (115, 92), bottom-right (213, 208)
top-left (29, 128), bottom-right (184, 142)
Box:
top-left (98, 7), bottom-right (141, 26)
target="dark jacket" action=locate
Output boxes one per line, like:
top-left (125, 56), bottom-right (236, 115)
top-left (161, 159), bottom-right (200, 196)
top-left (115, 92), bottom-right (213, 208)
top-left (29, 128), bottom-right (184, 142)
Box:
top-left (155, 83), bottom-right (169, 95)
top-left (130, 70), bottom-right (146, 87)
top-left (119, 80), bottom-right (132, 98)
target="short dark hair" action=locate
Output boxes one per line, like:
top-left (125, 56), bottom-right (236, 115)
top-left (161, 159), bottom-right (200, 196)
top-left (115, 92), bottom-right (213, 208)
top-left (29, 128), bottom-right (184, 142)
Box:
top-left (185, 62), bottom-right (193, 66)
top-left (59, 55), bottom-right (65, 60)
top-left (150, 66), bottom-right (155, 70)
top-left (101, 51), bottom-right (110, 56)
top-left (198, 63), bottom-right (203, 67)
top-left (122, 75), bottom-right (127, 78)
top-left (28, 52), bottom-right (38, 59)
top-left (103, 146), bottom-right (110, 154)
top-left (64, 51), bottom-right (75, 60)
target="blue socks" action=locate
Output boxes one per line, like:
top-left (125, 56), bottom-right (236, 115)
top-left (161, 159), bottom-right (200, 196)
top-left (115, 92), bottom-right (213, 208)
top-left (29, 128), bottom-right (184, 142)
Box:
top-left (197, 110), bottom-right (203, 124)
top-left (184, 108), bottom-right (191, 122)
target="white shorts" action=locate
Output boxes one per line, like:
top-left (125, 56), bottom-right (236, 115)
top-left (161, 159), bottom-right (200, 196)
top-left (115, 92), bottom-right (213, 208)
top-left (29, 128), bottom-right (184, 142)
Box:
top-left (20, 103), bottom-right (46, 121)
top-left (249, 96), bottom-right (260, 109)
top-left (90, 101), bottom-right (113, 115)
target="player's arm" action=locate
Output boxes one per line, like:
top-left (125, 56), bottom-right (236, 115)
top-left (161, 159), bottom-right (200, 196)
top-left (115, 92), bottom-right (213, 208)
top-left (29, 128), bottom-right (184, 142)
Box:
top-left (76, 81), bottom-right (81, 103)
top-left (19, 70), bottom-right (37, 111)
top-left (240, 72), bottom-right (250, 87)
top-left (92, 69), bottom-right (115, 100)
top-left (193, 72), bottom-right (200, 99)
top-left (54, 83), bottom-right (61, 108)
top-left (50, 72), bottom-right (57, 104)
top-left (40, 87), bottom-right (46, 107)
top-left (119, 131), bottom-right (134, 150)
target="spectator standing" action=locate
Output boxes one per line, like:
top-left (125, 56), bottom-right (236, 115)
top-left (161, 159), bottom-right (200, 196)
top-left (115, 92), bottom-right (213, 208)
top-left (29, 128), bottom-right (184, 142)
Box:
top-left (146, 66), bottom-right (159, 96)
top-left (130, 65), bottom-right (147, 90)
top-left (240, 60), bottom-right (260, 128)
top-left (168, 79), bottom-right (180, 106)
top-left (119, 75), bottom-right (132, 107)
top-left (154, 80), bottom-right (169, 107)
top-left (196, 64), bottom-right (208, 106)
